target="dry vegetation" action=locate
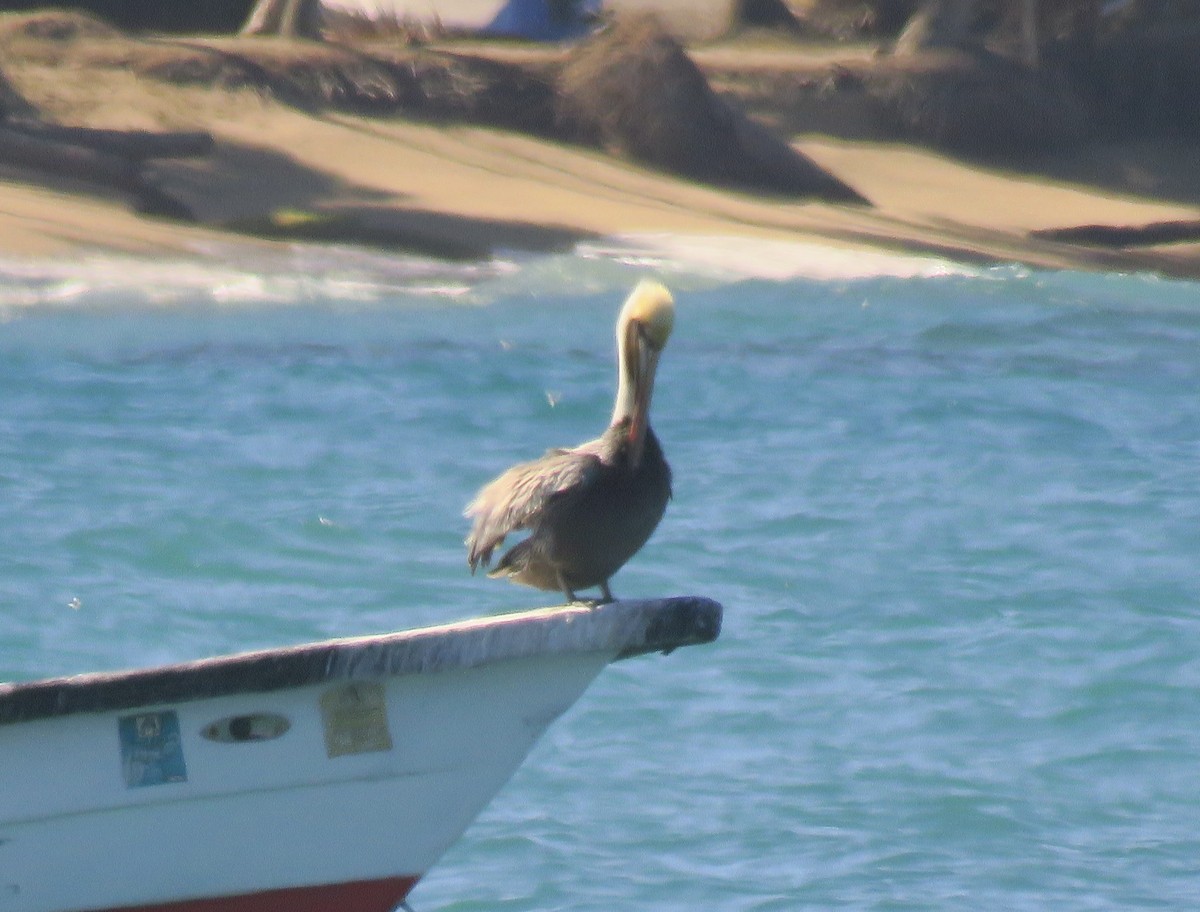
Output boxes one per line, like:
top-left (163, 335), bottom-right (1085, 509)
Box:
top-left (5, 3), bottom-right (1199, 159)
top-left (2, 5), bottom-right (1200, 266)
top-left (0, 9), bottom-right (865, 205)
top-left (0, 12), bottom-right (549, 120)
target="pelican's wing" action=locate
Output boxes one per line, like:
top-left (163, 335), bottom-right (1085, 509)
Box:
top-left (465, 444), bottom-right (605, 572)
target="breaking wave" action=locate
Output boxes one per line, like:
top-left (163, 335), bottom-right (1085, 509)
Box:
top-left (0, 232), bottom-right (984, 317)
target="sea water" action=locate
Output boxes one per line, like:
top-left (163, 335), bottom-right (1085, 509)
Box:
top-left (1, 238), bottom-right (1198, 910)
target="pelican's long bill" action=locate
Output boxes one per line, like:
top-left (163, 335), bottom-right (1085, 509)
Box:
top-left (624, 320), bottom-right (660, 468)
top-left (612, 280), bottom-right (675, 468)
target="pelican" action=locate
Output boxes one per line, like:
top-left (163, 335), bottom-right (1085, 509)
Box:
top-left (465, 280), bottom-right (675, 604)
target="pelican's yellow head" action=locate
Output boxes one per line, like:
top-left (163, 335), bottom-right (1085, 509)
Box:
top-left (618, 279), bottom-right (675, 351)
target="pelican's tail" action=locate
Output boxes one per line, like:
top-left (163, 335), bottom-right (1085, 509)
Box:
top-left (487, 539), bottom-right (531, 580)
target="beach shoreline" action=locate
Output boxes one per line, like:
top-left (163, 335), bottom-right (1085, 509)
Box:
top-left (2, 17), bottom-right (1199, 279)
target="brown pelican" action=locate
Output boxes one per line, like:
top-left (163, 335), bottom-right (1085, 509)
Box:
top-left (465, 279), bottom-right (675, 604)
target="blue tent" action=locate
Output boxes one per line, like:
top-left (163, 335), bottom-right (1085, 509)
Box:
top-left (484, 0), bottom-right (600, 41)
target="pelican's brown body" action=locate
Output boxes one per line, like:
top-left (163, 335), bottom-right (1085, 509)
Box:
top-left (466, 280), bottom-right (675, 603)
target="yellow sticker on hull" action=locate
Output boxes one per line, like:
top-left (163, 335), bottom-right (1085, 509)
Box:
top-left (319, 682), bottom-right (393, 758)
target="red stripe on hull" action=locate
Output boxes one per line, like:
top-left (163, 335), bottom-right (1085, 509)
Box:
top-left (97, 875), bottom-right (419, 912)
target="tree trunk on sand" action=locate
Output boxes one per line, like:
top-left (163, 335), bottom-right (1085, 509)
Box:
top-left (892, 0), bottom-right (979, 54)
top-left (1018, 0), bottom-right (1039, 68)
top-left (240, 0), bottom-right (325, 39)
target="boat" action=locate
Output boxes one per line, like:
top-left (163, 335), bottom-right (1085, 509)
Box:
top-left (0, 596), bottom-right (721, 912)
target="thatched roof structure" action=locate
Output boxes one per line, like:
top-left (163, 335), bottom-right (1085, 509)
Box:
top-left (556, 15), bottom-right (868, 203)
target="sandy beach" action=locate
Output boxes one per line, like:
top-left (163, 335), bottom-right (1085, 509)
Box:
top-left (2, 14), bottom-right (1199, 278)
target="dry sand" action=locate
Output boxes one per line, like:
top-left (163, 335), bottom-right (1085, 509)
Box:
top-left (2, 28), bottom-right (1200, 278)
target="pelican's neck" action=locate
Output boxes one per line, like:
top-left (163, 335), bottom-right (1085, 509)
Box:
top-left (611, 317), bottom-right (657, 469)
top-left (611, 321), bottom-right (638, 427)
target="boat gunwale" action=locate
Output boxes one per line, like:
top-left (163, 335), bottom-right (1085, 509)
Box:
top-left (0, 596), bottom-right (721, 726)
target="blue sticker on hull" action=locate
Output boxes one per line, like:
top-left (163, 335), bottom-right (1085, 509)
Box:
top-left (119, 710), bottom-right (188, 787)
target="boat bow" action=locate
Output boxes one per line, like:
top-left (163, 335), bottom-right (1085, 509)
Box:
top-left (0, 596), bottom-right (722, 725)
top-left (0, 597), bottom-right (721, 912)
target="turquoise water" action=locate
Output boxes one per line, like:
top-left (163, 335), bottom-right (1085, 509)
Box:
top-left (2, 241), bottom-right (1199, 910)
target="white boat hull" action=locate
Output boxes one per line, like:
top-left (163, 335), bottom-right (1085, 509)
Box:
top-left (0, 598), bottom-right (721, 912)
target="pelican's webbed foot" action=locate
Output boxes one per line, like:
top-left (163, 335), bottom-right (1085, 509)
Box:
top-left (559, 575), bottom-right (615, 609)
top-left (558, 571), bottom-right (585, 607)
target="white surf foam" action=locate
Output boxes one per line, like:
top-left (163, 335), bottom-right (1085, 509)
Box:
top-left (577, 234), bottom-right (978, 282)
top-left (0, 243), bottom-right (513, 313)
top-left (0, 232), bottom-right (976, 316)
